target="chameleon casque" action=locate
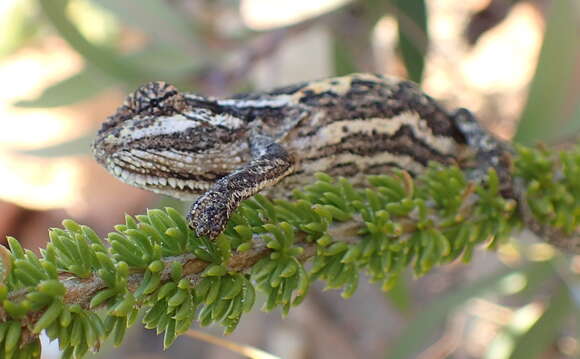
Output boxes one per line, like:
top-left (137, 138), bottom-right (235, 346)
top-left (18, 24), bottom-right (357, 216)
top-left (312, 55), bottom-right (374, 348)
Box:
top-left (92, 73), bottom-right (512, 239)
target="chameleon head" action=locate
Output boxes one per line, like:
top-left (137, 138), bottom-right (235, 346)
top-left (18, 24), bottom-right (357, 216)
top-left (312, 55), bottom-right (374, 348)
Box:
top-left (92, 82), bottom-right (250, 199)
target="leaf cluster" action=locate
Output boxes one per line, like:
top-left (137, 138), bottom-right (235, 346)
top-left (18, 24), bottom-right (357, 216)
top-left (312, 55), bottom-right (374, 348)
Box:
top-left (0, 145), bottom-right (577, 359)
top-left (515, 145), bottom-right (580, 234)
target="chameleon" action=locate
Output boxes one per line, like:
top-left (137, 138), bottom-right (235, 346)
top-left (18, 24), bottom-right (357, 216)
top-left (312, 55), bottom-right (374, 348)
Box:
top-left (92, 73), bottom-right (512, 239)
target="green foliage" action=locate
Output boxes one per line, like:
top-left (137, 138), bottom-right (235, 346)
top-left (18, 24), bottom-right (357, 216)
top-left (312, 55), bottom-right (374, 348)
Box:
top-left (515, 145), bottom-right (580, 234)
top-left (93, 0), bottom-right (198, 53)
top-left (0, 145), bottom-right (577, 358)
top-left (487, 282), bottom-right (572, 359)
top-left (14, 65), bottom-right (117, 109)
top-left (513, 0), bottom-right (580, 143)
top-left (393, 0), bottom-right (428, 82)
top-left (38, 0), bottom-right (150, 86)
top-left (0, 0), bottom-right (40, 58)
top-left (385, 260), bottom-right (557, 359)
top-left (331, 0), bottom-right (428, 82)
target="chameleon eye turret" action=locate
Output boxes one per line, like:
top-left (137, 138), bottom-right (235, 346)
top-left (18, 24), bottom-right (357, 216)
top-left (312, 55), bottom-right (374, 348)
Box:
top-left (124, 81), bottom-right (186, 117)
top-left (94, 82), bottom-right (186, 137)
top-left (93, 73), bottom-right (511, 239)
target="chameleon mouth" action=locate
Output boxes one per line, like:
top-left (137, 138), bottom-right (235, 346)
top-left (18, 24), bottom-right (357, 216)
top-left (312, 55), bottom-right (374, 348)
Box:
top-left (106, 163), bottom-right (209, 199)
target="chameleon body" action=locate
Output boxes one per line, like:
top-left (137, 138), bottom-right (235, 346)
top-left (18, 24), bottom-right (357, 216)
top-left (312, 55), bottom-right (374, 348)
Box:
top-left (92, 73), bottom-right (511, 238)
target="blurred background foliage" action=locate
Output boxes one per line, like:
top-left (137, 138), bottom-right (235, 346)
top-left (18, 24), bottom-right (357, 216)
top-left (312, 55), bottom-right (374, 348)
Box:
top-left (0, 0), bottom-right (578, 358)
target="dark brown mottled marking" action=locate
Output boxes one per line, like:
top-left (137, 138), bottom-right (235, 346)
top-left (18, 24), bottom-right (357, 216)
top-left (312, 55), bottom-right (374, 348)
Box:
top-left (326, 162), bottom-right (360, 177)
top-left (306, 125), bottom-right (456, 166)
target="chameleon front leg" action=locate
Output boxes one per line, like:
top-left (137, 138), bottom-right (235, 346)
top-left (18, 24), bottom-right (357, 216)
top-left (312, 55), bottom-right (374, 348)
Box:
top-left (188, 139), bottom-right (296, 239)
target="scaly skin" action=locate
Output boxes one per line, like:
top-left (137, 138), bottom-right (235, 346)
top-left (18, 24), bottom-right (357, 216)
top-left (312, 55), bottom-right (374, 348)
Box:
top-left (92, 73), bottom-right (511, 239)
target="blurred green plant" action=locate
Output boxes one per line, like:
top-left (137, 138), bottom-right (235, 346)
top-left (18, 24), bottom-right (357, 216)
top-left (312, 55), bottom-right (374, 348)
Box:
top-left (514, 0), bottom-right (580, 144)
top-left (486, 282), bottom-right (573, 359)
top-left (0, 0), bottom-right (41, 57)
top-left (392, 0), bottom-right (427, 82)
top-left (386, 260), bottom-right (558, 359)
top-left (331, 0), bottom-right (427, 82)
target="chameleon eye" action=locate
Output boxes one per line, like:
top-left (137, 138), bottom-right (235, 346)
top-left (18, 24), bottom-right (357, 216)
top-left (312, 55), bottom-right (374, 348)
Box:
top-left (125, 81), bottom-right (186, 116)
top-left (98, 82), bottom-right (188, 134)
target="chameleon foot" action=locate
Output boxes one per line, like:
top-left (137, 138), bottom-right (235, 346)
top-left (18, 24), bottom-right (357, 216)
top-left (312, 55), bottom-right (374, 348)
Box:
top-left (187, 191), bottom-right (232, 239)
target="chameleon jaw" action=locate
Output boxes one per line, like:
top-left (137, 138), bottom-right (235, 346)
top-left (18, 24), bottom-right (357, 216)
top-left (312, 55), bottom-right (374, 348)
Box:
top-left (104, 162), bottom-right (208, 200)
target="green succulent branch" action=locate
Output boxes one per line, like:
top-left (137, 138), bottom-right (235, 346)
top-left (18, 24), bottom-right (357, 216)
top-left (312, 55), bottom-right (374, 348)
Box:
top-left (0, 145), bottom-right (578, 359)
top-left (514, 145), bottom-right (580, 251)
